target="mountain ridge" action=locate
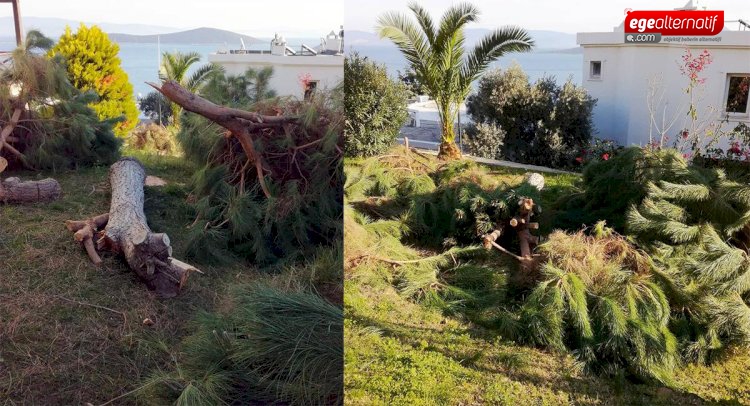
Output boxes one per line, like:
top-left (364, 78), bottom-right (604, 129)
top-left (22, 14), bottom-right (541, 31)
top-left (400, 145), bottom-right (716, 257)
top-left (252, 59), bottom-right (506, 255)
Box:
top-left (346, 29), bottom-right (579, 50)
top-left (108, 27), bottom-right (259, 44)
top-left (0, 16), bottom-right (179, 37)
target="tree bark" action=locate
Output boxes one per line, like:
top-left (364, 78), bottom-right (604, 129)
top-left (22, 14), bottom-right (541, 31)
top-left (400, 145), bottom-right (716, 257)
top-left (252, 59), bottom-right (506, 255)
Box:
top-left (66, 157), bottom-right (200, 298)
top-left (509, 197), bottom-right (540, 258)
top-left (482, 197), bottom-right (541, 269)
top-left (0, 176), bottom-right (61, 203)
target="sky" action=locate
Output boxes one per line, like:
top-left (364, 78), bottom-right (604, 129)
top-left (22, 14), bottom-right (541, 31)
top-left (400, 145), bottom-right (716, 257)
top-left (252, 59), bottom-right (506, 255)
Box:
top-left (0, 0), bottom-right (344, 37)
top-left (344, 0), bottom-right (750, 34)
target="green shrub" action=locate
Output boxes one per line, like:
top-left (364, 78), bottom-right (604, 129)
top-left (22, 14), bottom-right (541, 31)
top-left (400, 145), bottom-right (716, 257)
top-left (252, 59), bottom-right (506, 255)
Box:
top-left (142, 284), bottom-right (343, 405)
top-left (465, 64), bottom-right (596, 169)
top-left (463, 122), bottom-right (505, 159)
top-left (50, 24), bottom-right (139, 138)
top-left (138, 91), bottom-right (172, 126)
top-left (344, 53), bottom-right (409, 157)
top-left (396, 66), bottom-right (426, 99)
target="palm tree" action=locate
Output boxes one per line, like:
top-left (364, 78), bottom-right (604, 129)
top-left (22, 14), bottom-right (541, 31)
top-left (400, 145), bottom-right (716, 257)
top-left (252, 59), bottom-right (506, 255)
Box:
top-left (202, 66), bottom-right (277, 108)
top-left (377, 2), bottom-right (534, 160)
top-left (159, 51), bottom-right (220, 127)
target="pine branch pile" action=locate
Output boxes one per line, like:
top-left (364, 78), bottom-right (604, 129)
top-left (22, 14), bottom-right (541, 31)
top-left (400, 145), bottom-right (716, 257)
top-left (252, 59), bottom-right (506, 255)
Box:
top-left (345, 153), bottom-right (541, 250)
top-left (345, 204), bottom-right (487, 313)
top-left (506, 225), bottom-right (678, 383)
top-left (141, 284), bottom-right (343, 405)
top-left (158, 83), bottom-right (343, 263)
top-left (627, 154), bottom-right (750, 361)
top-left (556, 147), bottom-right (684, 231)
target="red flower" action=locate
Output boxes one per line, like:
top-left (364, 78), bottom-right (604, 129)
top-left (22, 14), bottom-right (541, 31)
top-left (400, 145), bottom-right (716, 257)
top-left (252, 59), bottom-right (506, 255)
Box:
top-left (682, 130), bottom-right (689, 139)
top-left (575, 157), bottom-right (584, 163)
top-left (602, 153), bottom-right (610, 161)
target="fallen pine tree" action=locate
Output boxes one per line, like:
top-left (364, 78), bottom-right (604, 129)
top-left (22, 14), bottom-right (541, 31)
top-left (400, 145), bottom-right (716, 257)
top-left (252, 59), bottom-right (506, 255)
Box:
top-left (66, 157), bottom-right (200, 298)
top-left (149, 79), bottom-right (343, 263)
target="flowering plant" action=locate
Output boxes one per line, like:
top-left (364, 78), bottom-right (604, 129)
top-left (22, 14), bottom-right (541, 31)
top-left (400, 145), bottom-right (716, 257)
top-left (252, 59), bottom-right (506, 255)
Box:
top-left (575, 137), bottom-right (622, 165)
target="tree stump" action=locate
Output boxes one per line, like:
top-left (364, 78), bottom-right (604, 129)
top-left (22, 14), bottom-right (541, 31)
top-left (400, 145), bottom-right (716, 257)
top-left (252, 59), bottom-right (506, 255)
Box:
top-left (482, 197), bottom-right (541, 269)
top-left (66, 157), bottom-right (200, 298)
top-left (0, 176), bottom-right (61, 203)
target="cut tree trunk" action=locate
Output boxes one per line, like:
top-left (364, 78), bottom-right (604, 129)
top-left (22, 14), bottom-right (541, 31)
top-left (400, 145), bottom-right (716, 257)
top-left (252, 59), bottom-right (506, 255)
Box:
top-left (509, 197), bottom-right (540, 258)
top-left (482, 197), bottom-right (541, 269)
top-left (66, 157), bottom-right (200, 298)
top-left (0, 176), bottom-right (61, 203)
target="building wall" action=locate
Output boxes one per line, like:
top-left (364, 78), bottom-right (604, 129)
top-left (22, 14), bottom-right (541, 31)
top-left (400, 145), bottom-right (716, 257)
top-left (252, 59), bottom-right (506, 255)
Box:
top-left (208, 53), bottom-right (343, 100)
top-left (578, 32), bottom-right (750, 147)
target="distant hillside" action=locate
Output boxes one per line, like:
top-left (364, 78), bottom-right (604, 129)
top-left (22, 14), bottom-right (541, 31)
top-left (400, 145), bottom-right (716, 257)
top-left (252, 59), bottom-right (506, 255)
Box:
top-left (108, 27), bottom-right (259, 44)
top-left (0, 16), bottom-right (177, 38)
top-left (346, 29), bottom-right (578, 51)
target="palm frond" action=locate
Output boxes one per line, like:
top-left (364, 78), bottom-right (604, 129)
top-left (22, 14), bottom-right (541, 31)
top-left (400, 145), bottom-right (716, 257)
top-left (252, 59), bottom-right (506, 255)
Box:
top-left (160, 51), bottom-right (202, 84)
top-left (376, 12), bottom-right (430, 74)
top-left (434, 2), bottom-right (479, 55)
top-left (186, 63), bottom-right (221, 93)
top-left (461, 26), bottom-right (534, 89)
top-left (408, 1), bottom-right (437, 45)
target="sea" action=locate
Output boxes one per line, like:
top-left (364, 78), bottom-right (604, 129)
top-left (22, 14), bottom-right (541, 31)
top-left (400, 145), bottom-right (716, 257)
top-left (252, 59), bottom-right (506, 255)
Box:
top-left (0, 38), bottom-right (318, 101)
top-left (349, 44), bottom-right (584, 87)
top-left (1, 39), bottom-right (584, 104)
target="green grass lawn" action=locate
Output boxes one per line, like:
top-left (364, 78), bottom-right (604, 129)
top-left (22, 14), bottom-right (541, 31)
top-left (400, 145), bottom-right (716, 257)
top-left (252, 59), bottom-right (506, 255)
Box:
top-left (344, 150), bottom-right (750, 405)
top-left (0, 150), bottom-right (260, 405)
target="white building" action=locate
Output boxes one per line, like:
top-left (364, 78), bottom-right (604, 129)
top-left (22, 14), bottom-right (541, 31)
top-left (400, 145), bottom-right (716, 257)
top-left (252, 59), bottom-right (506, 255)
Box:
top-left (577, 1), bottom-right (750, 146)
top-left (208, 29), bottom-right (344, 100)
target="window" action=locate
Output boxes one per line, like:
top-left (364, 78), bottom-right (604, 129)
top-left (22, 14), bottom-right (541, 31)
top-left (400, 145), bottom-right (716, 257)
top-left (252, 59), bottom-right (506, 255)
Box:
top-left (589, 61), bottom-right (602, 79)
top-left (304, 80), bottom-right (319, 101)
top-left (725, 75), bottom-right (750, 114)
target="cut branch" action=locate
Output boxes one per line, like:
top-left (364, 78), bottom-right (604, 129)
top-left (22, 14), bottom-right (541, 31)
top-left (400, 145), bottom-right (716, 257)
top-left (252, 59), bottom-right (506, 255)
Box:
top-left (482, 198), bottom-right (542, 268)
top-left (0, 108), bottom-right (22, 154)
top-left (0, 176), bottom-right (61, 203)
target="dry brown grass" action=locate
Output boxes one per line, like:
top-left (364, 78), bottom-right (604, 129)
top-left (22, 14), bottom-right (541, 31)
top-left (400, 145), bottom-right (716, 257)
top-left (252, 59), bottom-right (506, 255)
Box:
top-left (539, 227), bottom-right (654, 289)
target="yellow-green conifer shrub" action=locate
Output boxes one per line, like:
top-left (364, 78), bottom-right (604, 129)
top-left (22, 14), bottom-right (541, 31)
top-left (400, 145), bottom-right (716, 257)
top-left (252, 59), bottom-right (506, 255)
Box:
top-left (50, 24), bottom-right (138, 137)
